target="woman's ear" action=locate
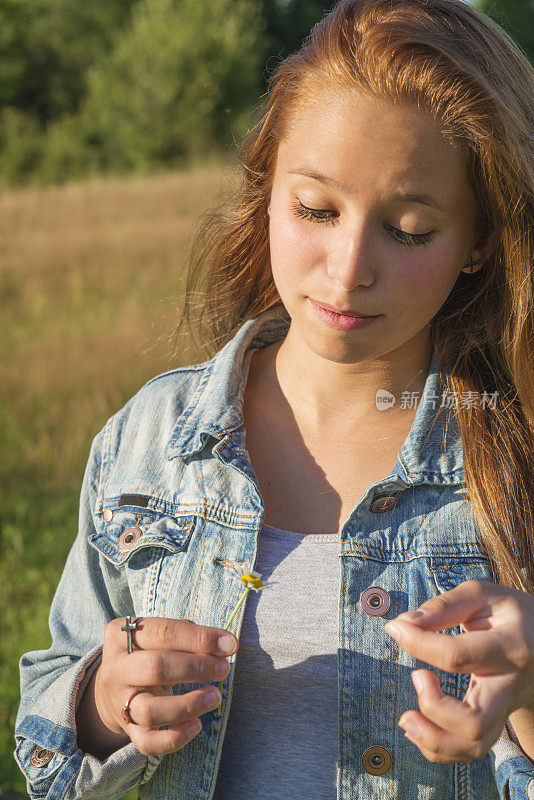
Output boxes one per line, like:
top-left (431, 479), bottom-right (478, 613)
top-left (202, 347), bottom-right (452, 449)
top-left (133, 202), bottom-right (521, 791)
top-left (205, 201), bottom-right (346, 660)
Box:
top-left (478, 229), bottom-right (498, 264)
top-left (461, 230), bottom-right (497, 274)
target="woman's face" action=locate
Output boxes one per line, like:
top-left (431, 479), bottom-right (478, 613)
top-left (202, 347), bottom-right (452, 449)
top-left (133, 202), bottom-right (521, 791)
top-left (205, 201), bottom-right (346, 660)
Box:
top-left (268, 90), bottom-right (481, 365)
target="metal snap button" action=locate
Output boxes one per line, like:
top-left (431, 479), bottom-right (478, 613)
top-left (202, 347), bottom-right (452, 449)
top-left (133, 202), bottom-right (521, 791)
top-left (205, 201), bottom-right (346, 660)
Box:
top-left (361, 745), bottom-right (393, 775)
top-left (30, 747), bottom-right (55, 767)
top-left (103, 508), bottom-right (113, 522)
top-left (369, 495), bottom-right (398, 513)
top-left (360, 586), bottom-right (391, 616)
top-left (118, 526), bottom-right (142, 551)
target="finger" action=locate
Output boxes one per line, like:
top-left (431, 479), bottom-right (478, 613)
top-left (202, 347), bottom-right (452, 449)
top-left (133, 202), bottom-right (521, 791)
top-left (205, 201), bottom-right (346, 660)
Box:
top-left (404, 720), bottom-right (478, 764)
top-left (403, 669), bottom-right (511, 742)
top-left (399, 705), bottom-right (505, 764)
top-left (398, 670), bottom-right (506, 764)
top-left (126, 685), bottom-right (221, 728)
top-left (106, 616), bottom-right (239, 658)
top-left (384, 620), bottom-right (518, 674)
top-left (403, 724), bottom-right (472, 765)
top-left (128, 717), bottom-right (204, 757)
top-left (119, 648), bottom-right (232, 687)
top-left (391, 580), bottom-right (502, 631)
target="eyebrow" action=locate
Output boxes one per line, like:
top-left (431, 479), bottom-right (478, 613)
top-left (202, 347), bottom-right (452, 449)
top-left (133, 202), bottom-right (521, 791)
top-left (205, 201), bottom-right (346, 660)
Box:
top-left (287, 168), bottom-right (449, 214)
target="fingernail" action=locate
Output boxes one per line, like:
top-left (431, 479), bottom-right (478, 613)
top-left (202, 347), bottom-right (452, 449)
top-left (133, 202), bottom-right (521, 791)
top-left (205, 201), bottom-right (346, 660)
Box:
top-left (186, 720), bottom-right (201, 736)
top-left (384, 622), bottom-right (401, 641)
top-left (399, 720), bottom-right (420, 737)
top-left (218, 635), bottom-right (237, 654)
top-left (397, 610), bottom-right (425, 621)
top-left (412, 672), bottom-right (424, 693)
top-left (216, 658), bottom-right (230, 678)
top-left (204, 689), bottom-right (220, 705)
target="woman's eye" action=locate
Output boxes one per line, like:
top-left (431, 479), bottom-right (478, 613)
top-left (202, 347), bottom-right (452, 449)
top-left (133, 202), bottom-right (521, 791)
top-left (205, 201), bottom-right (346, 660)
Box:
top-left (387, 225), bottom-right (434, 247)
top-left (291, 200), bottom-right (338, 226)
top-left (291, 200), bottom-right (434, 247)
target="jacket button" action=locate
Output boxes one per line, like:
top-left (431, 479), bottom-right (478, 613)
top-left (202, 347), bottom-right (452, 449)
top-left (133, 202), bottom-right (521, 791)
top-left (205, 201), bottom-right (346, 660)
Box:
top-left (360, 586), bottom-right (391, 616)
top-left (103, 508), bottom-right (113, 522)
top-left (30, 747), bottom-right (55, 767)
top-left (361, 745), bottom-right (393, 775)
top-left (118, 526), bottom-right (142, 551)
top-left (369, 496), bottom-right (398, 513)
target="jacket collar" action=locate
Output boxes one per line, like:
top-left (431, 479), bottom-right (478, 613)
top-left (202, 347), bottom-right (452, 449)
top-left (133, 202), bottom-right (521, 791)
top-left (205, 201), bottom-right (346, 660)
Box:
top-left (166, 304), bottom-right (464, 486)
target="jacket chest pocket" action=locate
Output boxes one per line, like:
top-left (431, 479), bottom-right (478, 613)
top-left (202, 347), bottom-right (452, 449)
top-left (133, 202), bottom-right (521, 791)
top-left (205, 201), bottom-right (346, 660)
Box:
top-left (89, 503), bottom-right (195, 569)
top-left (429, 558), bottom-right (496, 701)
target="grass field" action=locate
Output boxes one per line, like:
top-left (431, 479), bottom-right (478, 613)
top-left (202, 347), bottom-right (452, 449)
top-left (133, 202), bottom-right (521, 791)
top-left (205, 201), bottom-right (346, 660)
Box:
top-left (0, 160), bottom-right (237, 797)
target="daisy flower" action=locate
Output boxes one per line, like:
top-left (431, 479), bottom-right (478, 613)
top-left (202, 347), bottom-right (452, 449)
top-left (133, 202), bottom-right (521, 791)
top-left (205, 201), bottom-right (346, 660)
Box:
top-left (215, 560), bottom-right (275, 714)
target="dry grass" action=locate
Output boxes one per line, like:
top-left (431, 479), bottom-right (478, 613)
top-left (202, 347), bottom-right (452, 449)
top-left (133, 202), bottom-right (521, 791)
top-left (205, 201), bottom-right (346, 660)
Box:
top-left (1, 162), bottom-right (244, 795)
top-left (0, 162), bottom-right (240, 491)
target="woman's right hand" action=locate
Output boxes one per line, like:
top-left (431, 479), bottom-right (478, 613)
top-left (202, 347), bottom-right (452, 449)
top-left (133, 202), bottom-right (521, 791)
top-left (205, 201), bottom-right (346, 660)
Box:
top-left (94, 616), bottom-right (239, 756)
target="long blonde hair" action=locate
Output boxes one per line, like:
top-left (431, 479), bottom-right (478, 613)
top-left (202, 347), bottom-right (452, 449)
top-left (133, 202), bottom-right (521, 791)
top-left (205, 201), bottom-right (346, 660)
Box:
top-left (173, 0), bottom-right (534, 592)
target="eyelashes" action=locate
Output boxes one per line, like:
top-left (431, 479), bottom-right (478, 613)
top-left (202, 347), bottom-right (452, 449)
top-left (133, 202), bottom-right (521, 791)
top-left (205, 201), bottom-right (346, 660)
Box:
top-left (290, 200), bottom-right (434, 248)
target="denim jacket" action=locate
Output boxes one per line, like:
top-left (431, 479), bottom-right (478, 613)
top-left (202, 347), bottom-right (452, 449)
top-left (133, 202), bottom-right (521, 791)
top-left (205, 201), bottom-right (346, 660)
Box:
top-left (15, 303), bottom-right (534, 800)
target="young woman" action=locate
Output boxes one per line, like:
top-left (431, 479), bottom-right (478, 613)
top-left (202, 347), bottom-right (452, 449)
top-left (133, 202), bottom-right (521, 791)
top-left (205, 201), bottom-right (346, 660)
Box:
top-left (15, 1), bottom-right (534, 798)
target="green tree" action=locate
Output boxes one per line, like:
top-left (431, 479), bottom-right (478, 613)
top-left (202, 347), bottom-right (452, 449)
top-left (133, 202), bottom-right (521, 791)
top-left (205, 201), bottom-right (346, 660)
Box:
top-left (0, 0), bottom-right (139, 123)
top-left (0, 0), bottom-right (27, 110)
top-left (75, 0), bottom-right (266, 174)
top-left (260, 0), bottom-right (334, 85)
top-left (0, 108), bottom-right (43, 184)
top-left (0, 0), bottom-right (335, 185)
top-left (474, 0), bottom-right (534, 65)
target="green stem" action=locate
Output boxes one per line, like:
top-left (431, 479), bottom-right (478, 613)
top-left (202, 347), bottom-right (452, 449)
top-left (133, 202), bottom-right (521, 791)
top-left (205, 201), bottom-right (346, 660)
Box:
top-left (218, 587), bottom-right (250, 715)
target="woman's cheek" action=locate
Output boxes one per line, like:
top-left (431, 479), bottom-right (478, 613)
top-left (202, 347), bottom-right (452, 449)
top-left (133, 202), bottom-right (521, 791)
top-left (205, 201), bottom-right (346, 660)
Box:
top-left (397, 250), bottom-right (462, 319)
top-left (270, 214), bottom-right (321, 282)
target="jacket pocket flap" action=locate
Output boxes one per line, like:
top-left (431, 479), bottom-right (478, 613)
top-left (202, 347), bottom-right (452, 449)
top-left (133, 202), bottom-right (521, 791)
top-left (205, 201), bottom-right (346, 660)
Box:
top-left (89, 506), bottom-right (195, 566)
top-left (430, 559), bottom-right (496, 594)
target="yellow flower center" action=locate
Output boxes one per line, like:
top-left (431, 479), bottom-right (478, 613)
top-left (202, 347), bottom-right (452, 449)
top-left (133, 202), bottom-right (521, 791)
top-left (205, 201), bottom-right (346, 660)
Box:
top-left (240, 573), bottom-right (263, 589)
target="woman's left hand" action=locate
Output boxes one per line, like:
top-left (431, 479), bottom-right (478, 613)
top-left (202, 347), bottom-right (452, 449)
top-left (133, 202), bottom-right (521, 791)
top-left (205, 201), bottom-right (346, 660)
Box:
top-left (384, 580), bottom-right (534, 763)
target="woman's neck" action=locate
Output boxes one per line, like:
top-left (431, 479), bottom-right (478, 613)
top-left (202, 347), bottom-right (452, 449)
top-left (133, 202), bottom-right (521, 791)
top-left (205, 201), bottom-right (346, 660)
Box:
top-left (255, 329), bottom-right (433, 433)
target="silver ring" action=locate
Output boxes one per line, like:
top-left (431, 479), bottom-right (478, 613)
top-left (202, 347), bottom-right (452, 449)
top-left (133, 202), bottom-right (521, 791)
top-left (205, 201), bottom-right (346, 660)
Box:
top-left (120, 615), bottom-right (141, 654)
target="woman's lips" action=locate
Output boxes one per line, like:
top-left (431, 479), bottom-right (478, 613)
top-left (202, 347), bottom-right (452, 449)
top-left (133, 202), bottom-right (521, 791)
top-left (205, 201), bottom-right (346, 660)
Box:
top-left (311, 299), bottom-right (375, 317)
top-left (309, 299), bottom-right (381, 331)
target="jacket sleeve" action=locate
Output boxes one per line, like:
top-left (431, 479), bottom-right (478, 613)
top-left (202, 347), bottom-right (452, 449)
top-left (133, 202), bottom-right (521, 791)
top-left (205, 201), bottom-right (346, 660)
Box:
top-left (13, 423), bottom-right (164, 800)
top-left (489, 720), bottom-right (534, 800)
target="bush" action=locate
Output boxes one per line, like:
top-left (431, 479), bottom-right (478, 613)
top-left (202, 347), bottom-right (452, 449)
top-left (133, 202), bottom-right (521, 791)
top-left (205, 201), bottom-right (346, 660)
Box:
top-left (78, 0), bottom-right (266, 174)
top-left (37, 115), bottom-right (99, 185)
top-left (0, 108), bottom-right (43, 187)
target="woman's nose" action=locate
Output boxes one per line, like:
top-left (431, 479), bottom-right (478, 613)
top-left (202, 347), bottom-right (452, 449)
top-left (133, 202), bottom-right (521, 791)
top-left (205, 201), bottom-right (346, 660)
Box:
top-left (326, 223), bottom-right (375, 290)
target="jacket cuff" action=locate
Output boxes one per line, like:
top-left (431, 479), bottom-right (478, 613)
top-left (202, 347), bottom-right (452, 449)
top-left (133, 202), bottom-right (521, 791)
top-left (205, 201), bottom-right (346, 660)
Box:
top-left (489, 723), bottom-right (534, 800)
top-left (14, 645), bottom-right (163, 800)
